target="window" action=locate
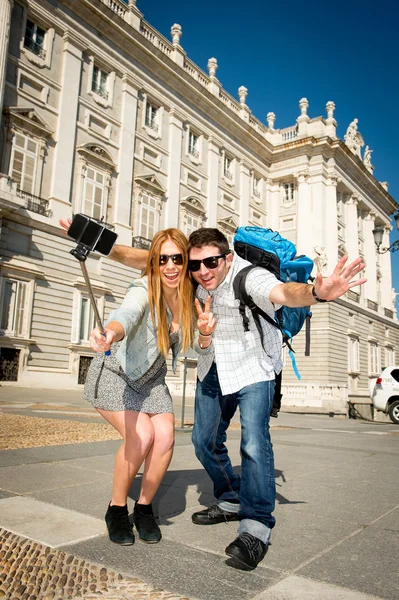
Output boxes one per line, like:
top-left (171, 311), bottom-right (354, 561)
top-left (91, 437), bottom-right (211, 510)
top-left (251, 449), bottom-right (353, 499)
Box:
top-left (282, 183), bottom-right (294, 204)
top-left (348, 336), bottom-right (360, 373)
top-left (9, 133), bottom-right (38, 194)
top-left (188, 132), bottom-right (199, 158)
top-left (92, 65), bottom-right (109, 100)
top-left (24, 19), bottom-right (46, 58)
top-left (139, 193), bottom-right (158, 240)
top-left (253, 176), bottom-right (261, 198)
top-left (368, 342), bottom-right (380, 376)
top-left (145, 103), bottom-right (158, 132)
top-left (385, 347), bottom-right (395, 368)
top-left (0, 278), bottom-right (28, 337)
top-left (79, 297), bottom-right (96, 342)
top-left (184, 213), bottom-right (201, 237)
top-left (82, 167), bottom-right (106, 220)
top-left (224, 156), bottom-right (233, 180)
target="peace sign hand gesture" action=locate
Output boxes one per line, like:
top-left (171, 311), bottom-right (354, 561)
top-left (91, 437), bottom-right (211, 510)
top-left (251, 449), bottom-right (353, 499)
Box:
top-left (195, 295), bottom-right (217, 337)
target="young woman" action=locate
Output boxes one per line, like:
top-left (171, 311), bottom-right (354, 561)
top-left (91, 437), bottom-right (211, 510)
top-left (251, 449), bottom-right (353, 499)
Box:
top-left (84, 228), bottom-right (216, 546)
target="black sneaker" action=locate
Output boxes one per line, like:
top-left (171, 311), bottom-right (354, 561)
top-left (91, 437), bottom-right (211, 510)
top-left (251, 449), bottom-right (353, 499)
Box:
top-left (134, 502), bottom-right (162, 543)
top-left (192, 504), bottom-right (240, 525)
top-left (225, 533), bottom-right (268, 570)
top-left (105, 503), bottom-right (135, 545)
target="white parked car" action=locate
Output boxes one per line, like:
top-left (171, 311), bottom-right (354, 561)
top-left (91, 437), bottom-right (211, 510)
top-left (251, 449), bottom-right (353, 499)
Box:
top-left (370, 366), bottom-right (399, 424)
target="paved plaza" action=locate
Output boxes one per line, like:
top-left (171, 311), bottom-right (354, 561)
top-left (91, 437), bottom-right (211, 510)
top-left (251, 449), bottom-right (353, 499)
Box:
top-left (0, 387), bottom-right (398, 600)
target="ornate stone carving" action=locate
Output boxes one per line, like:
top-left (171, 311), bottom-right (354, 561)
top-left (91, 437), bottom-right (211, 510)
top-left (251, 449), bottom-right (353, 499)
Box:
top-left (344, 118), bottom-right (364, 158)
top-left (238, 86), bottom-right (247, 106)
top-left (326, 101), bottom-right (335, 119)
top-left (266, 112), bottom-right (276, 130)
top-left (171, 23), bottom-right (182, 46)
top-left (299, 98), bottom-right (309, 115)
top-left (363, 145), bottom-right (374, 173)
top-left (313, 245), bottom-right (328, 274)
top-left (207, 58), bottom-right (218, 79)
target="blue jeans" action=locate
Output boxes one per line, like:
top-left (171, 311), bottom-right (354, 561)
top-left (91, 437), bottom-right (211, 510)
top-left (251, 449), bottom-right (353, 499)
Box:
top-left (192, 363), bottom-right (276, 541)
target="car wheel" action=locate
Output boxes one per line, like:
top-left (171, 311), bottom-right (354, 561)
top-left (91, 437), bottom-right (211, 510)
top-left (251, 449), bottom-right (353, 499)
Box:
top-left (388, 400), bottom-right (399, 424)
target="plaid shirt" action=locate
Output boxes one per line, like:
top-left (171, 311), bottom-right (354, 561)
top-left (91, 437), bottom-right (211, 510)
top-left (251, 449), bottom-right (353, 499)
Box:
top-left (196, 254), bottom-right (283, 395)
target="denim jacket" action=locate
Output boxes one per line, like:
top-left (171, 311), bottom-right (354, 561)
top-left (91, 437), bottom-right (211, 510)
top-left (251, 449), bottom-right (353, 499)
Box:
top-left (106, 276), bottom-right (179, 381)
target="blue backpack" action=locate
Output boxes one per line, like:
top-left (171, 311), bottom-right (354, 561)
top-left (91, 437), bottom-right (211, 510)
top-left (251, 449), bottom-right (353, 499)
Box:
top-left (233, 226), bottom-right (314, 387)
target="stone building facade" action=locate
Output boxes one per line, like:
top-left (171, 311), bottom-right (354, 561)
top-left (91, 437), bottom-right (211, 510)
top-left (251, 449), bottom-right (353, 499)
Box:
top-left (0, 0), bottom-right (398, 417)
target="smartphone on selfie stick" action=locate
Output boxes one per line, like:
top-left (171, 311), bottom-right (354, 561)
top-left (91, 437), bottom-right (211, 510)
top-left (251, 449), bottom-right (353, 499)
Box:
top-left (68, 214), bottom-right (118, 356)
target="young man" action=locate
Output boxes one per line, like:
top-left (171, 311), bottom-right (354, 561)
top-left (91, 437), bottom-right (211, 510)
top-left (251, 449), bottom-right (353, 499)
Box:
top-left (60, 220), bottom-right (366, 570)
top-left (186, 228), bottom-right (365, 570)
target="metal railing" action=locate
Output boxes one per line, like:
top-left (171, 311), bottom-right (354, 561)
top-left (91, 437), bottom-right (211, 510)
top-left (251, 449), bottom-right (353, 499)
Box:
top-left (92, 85), bottom-right (109, 100)
top-left (24, 38), bottom-right (46, 59)
top-left (145, 119), bottom-right (158, 132)
top-left (132, 236), bottom-right (152, 250)
top-left (16, 188), bottom-right (50, 217)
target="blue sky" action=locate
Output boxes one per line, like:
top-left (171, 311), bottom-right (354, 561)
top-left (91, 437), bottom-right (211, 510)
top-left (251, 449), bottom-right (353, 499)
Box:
top-left (135, 0), bottom-right (399, 302)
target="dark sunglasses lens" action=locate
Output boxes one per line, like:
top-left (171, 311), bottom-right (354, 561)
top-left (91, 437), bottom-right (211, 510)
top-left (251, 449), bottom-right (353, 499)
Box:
top-left (172, 254), bottom-right (183, 265)
top-left (160, 254), bottom-right (184, 266)
top-left (188, 260), bottom-right (201, 272)
top-left (203, 257), bottom-right (219, 269)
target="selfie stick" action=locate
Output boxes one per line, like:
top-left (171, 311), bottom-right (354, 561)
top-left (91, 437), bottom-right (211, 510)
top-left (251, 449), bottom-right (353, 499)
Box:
top-left (70, 244), bottom-right (111, 356)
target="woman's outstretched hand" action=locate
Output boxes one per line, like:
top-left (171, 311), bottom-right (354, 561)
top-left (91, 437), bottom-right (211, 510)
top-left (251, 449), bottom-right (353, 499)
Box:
top-left (89, 327), bottom-right (117, 353)
top-left (195, 295), bottom-right (217, 337)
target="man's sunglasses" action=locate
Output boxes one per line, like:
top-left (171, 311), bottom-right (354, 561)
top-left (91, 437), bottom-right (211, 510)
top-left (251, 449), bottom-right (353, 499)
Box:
top-left (188, 254), bottom-right (226, 272)
top-left (159, 253), bottom-right (184, 266)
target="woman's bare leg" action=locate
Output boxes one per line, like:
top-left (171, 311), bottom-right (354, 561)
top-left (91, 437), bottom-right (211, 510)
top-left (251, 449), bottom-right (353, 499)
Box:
top-left (97, 408), bottom-right (155, 506)
top-left (138, 412), bottom-right (175, 505)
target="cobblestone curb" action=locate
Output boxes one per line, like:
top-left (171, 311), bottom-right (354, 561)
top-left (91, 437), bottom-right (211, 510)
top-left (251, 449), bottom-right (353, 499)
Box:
top-left (0, 528), bottom-right (191, 600)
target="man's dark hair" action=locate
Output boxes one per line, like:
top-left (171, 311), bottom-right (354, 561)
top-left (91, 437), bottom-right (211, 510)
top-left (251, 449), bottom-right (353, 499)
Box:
top-left (188, 228), bottom-right (230, 255)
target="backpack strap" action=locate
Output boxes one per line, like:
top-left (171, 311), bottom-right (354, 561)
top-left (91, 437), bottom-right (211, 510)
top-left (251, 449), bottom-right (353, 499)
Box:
top-left (233, 265), bottom-right (279, 354)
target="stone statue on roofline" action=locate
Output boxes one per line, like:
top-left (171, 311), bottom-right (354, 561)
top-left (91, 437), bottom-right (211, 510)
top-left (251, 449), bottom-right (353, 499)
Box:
top-left (344, 118), bottom-right (364, 158)
top-left (313, 245), bottom-right (328, 274)
top-left (363, 145), bottom-right (374, 173)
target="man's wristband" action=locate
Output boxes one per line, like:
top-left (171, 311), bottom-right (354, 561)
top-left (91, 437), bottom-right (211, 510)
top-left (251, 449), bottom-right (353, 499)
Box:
top-left (312, 286), bottom-right (328, 303)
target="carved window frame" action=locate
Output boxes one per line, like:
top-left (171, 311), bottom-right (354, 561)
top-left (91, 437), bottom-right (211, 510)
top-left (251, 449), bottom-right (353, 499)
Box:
top-left (4, 109), bottom-right (53, 198)
top-left (180, 196), bottom-right (206, 237)
top-left (76, 144), bottom-right (115, 221)
top-left (141, 93), bottom-right (164, 140)
top-left (20, 8), bottom-right (55, 70)
top-left (87, 56), bottom-right (115, 109)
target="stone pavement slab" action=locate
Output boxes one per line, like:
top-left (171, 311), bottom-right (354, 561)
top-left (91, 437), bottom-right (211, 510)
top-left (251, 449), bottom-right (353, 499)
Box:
top-left (299, 510), bottom-right (399, 600)
top-left (0, 497), bottom-right (105, 547)
top-left (253, 576), bottom-right (385, 600)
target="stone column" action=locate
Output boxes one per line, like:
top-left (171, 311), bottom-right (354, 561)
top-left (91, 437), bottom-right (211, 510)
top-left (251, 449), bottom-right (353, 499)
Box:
top-left (206, 136), bottom-right (220, 227)
top-left (345, 194), bottom-right (359, 262)
top-left (49, 32), bottom-right (83, 219)
top-left (113, 75), bottom-right (139, 244)
top-left (323, 173), bottom-right (339, 270)
top-left (296, 170), bottom-right (312, 256)
top-left (380, 225), bottom-right (393, 309)
top-left (239, 162), bottom-right (250, 225)
top-left (0, 0), bottom-right (13, 116)
top-left (164, 108), bottom-right (183, 228)
top-left (363, 212), bottom-right (378, 302)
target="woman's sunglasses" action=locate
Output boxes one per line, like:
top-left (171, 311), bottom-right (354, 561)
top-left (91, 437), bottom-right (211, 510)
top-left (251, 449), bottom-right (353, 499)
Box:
top-left (159, 253), bottom-right (184, 266)
top-left (188, 254), bottom-right (226, 272)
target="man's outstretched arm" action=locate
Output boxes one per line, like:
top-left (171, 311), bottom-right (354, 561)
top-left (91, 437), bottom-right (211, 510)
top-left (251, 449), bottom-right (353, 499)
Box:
top-left (269, 255), bottom-right (367, 307)
top-left (59, 218), bottom-right (149, 270)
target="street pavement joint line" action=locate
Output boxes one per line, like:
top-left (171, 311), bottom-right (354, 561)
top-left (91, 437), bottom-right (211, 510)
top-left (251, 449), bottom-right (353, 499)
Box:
top-left (292, 503), bottom-right (399, 574)
top-left (311, 428), bottom-right (357, 434)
